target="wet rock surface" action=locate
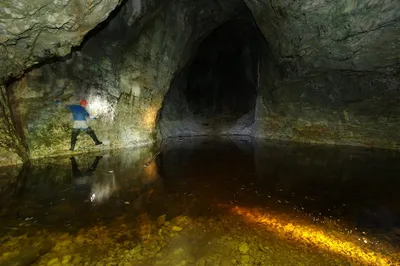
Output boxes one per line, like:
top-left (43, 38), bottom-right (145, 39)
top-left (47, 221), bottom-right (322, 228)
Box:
top-left (0, 213), bottom-right (360, 266)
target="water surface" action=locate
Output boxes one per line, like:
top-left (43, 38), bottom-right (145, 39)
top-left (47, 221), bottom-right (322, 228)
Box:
top-left (1, 137), bottom-right (400, 265)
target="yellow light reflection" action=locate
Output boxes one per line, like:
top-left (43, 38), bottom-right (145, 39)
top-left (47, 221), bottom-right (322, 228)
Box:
top-left (227, 206), bottom-right (396, 266)
top-left (90, 172), bottom-right (117, 204)
top-left (143, 160), bottom-right (159, 184)
top-left (143, 107), bottom-right (158, 128)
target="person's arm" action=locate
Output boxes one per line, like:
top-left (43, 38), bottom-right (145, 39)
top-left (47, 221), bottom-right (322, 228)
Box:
top-left (85, 109), bottom-right (96, 119)
top-left (55, 99), bottom-right (71, 110)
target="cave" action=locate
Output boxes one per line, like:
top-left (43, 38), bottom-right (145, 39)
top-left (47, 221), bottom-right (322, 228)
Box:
top-left (1, 0), bottom-right (400, 264)
top-left (2, 0), bottom-right (400, 162)
top-left (158, 15), bottom-right (263, 137)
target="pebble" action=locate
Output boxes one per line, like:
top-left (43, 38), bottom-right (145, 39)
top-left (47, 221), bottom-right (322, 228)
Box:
top-left (241, 255), bottom-right (250, 263)
top-left (239, 242), bottom-right (249, 254)
top-left (61, 255), bottom-right (71, 265)
top-left (47, 258), bottom-right (59, 266)
top-left (172, 226), bottom-right (183, 231)
top-left (157, 214), bottom-right (167, 226)
top-left (0, 213), bottom-right (373, 266)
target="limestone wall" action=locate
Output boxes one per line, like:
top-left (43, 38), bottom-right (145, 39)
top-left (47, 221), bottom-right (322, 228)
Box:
top-left (0, 0), bottom-right (123, 84)
top-left (254, 72), bottom-right (400, 149)
top-left (1, 0), bottom-right (400, 166)
top-left (2, 0), bottom-right (245, 164)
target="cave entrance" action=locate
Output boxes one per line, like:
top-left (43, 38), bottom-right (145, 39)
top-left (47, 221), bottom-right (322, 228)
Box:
top-left (158, 16), bottom-right (266, 137)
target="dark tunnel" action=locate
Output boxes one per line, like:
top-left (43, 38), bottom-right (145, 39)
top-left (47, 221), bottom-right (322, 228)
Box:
top-left (185, 20), bottom-right (258, 116)
top-left (158, 15), bottom-right (267, 137)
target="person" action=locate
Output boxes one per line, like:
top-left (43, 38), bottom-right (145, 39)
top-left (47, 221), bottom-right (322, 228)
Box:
top-left (63, 99), bottom-right (103, 151)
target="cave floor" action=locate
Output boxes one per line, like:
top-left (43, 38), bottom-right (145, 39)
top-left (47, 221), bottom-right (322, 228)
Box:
top-left (0, 137), bottom-right (400, 265)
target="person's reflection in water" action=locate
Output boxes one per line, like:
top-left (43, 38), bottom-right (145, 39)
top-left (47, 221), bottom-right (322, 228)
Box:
top-left (70, 155), bottom-right (117, 203)
top-left (70, 156), bottom-right (103, 186)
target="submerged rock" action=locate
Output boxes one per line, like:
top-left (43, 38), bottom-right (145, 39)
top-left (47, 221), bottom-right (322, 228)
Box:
top-left (0, 240), bottom-right (54, 266)
top-left (238, 242), bottom-right (249, 254)
top-left (172, 226), bottom-right (183, 232)
top-left (157, 214), bottom-right (167, 227)
top-left (241, 254), bottom-right (250, 264)
top-left (136, 213), bottom-right (153, 240)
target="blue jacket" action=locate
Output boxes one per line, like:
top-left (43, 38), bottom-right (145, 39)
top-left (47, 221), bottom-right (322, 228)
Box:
top-left (66, 105), bottom-right (90, 121)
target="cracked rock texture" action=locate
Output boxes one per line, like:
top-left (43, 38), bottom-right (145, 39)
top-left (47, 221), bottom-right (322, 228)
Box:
top-left (1, 0), bottom-right (400, 165)
top-left (249, 0), bottom-right (400, 149)
top-left (244, 0), bottom-right (400, 77)
top-left (2, 0), bottom-right (245, 163)
top-left (0, 0), bottom-right (122, 84)
top-left (254, 71), bottom-right (400, 149)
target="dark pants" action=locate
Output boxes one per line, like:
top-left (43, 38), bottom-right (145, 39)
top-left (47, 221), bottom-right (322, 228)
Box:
top-left (70, 127), bottom-right (102, 150)
top-left (70, 156), bottom-right (102, 178)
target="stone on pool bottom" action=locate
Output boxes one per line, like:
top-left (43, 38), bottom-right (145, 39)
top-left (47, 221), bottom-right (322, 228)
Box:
top-left (1, 212), bottom-right (387, 266)
top-left (0, 137), bottom-right (399, 265)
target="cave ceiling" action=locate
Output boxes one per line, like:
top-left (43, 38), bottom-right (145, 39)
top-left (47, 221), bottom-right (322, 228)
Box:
top-left (1, 0), bottom-right (399, 85)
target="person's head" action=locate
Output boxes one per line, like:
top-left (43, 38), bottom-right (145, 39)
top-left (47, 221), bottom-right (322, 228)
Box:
top-left (80, 99), bottom-right (88, 107)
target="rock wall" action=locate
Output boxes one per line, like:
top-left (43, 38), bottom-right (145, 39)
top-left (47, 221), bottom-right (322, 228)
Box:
top-left (118, 0), bottom-right (246, 98)
top-left (0, 0), bottom-right (123, 84)
top-left (1, 0), bottom-right (400, 165)
top-left (3, 0), bottom-right (246, 164)
top-left (244, 0), bottom-right (400, 76)
top-left (7, 45), bottom-right (162, 160)
top-left (247, 0), bottom-right (400, 149)
top-left (254, 71), bottom-right (400, 149)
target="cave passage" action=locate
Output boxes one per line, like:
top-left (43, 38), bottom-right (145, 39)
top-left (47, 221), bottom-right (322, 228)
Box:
top-left (158, 17), bottom-right (266, 137)
top-left (186, 20), bottom-right (258, 117)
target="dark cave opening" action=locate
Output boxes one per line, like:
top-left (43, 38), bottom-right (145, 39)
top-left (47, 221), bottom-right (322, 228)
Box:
top-left (186, 20), bottom-right (258, 117)
top-left (158, 16), bottom-right (267, 137)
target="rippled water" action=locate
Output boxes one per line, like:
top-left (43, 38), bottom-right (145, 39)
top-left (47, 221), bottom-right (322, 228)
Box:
top-left (1, 137), bottom-right (400, 265)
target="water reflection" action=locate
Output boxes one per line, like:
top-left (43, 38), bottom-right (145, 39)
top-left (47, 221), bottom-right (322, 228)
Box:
top-left (70, 156), bottom-right (102, 184)
top-left (0, 138), bottom-right (400, 265)
top-left (70, 156), bottom-right (118, 204)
